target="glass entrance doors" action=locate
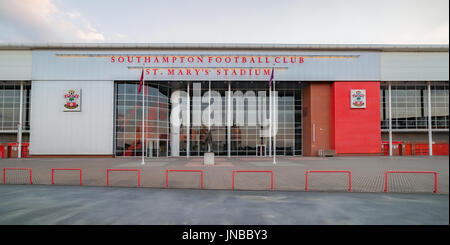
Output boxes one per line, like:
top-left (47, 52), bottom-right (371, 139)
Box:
top-left (114, 82), bottom-right (170, 157)
top-left (144, 139), bottom-right (168, 158)
top-left (256, 144), bottom-right (266, 157)
top-left (114, 81), bottom-right (302, 157)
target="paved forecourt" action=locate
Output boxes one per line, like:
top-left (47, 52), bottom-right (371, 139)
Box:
top-left (0, 185), bottom-right (447, 225)
top-left (0, 156), bottom-right (448, 194)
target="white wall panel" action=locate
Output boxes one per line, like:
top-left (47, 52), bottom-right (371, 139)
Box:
top-left (0, 50), bottom-right (32, 80)
top-left (30, 80), bottom-right (114, 155)
top-left (381, 52), bottom-right (449, 81)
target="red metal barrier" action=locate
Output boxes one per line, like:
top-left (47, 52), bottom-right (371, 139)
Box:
top-left (413, 143), bottom-right (449, 156)
top-left (107, 169), bottom-right (141, 187)
top-left (0, 145), bottom-right (5, 158)
top-left (404, 143), bottom-right (412, 156)
top-left (381, 141), bottom-right (403, 156)
top-left (166, 169), bottom-right (204, 189)
top-left (414, 144), bottom-right (429, 155)
top-left (433, 144), bottom-right (449, 155)
top-left (232, 170), bottom-right (274, 191)
top-left (51, 168), bottom-right (82, 186)
top-left (3, 168), bottom-right (32, 184)
top-left (305, 170), bottom-right (352, 192)
top-left (384, 170), bottom-right (438, 194)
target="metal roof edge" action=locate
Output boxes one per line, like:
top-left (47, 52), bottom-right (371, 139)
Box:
top-left (0, 43), bottom-right (448, 52)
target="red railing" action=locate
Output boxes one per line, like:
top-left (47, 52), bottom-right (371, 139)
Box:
top-left (382, 141), bottom-right (403, 156)
top-left (305, 170), bottom-right (352, 192)
top-left (51, 168), bottom-right (82, 186)
top-left (384, 170), bottom-right (438, 194)
top-left (166, 169), bottom-right (204, 189)
top-left (1, 167), bottom-right (443, 194)
top-left (414, 144), bottom-right (429, 156)
top-left (232, 170), bottom-right (274, 191)
top-left (415, 144), bottom-right (449, 156)
top-left (3, 168), bottom-right (32, 185)
top-left (106, 169), bottom-right (141, 187)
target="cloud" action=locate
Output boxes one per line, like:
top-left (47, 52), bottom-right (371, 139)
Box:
top-left (66, 11), bottom-right (81, 19)
top-left (0, 0), bottom-right (104, 42)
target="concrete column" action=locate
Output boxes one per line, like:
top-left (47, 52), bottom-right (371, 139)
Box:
top-left (186, 82), bottom-right (190, 157)
top-left (427, 82), bottom-right (433, 156)
top-left (17, 82), bottom-right (24, 159)
top-left (227, 81), bottom-right (231, 158)
top-left (269, 87), bottom-right (272, 156)
top-left (170, 90), bottom-right (181, 157)
top-left (388, 82), bottom-right (393, 156)
top-left (141, 78), bottom-right (145, 164)
top-left (208, 80), bottom-right (211, 152)
top-left (157, 89), bottom-right (160, 158)
top-left (273, 80), bottom-right (277, 164)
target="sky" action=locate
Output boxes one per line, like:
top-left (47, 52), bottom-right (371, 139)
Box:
top-left (0, 0), bottom-right (448, 44)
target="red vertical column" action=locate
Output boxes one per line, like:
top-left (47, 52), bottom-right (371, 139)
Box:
top-left (331, 81), bottom-right (381, 155)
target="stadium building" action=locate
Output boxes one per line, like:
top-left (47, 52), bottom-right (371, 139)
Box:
top-left (0, 43), bottom-right (448, 158)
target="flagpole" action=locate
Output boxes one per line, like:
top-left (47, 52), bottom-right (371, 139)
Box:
top-left (273, 78), bottom-right (276, 165)
top-left (141, 64), bottom-right (145, 165)
top-left (269, 66), bottom-right (274, 159)
top-left (269, 83), bottom-right (272, 157)
top-left (268, 66), bottom-right (276, 164)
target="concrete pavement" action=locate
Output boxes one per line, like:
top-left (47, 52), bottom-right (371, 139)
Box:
top-left (0, 156), bottom-right (448, 193)
top-left (0, 185), bottom-right (447, 225)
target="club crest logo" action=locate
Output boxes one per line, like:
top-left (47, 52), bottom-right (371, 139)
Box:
top-left (351, 89), bottom-right (366, 108)
top-left (63, 89), bottom-right (81, 111)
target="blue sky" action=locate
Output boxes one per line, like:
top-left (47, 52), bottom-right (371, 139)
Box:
top-left (0, 0), bottom-right (448, 44)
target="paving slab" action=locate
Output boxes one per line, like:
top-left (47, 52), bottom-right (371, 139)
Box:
top-left (0, 185), bottom-right (447, 225)
top-left (0, 156), bottom-right (448, 193)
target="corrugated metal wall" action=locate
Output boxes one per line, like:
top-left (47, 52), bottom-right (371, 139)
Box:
top-left (380, 52), bottom-right (449, 81)
top-left (0, 50), bottom-right (32, 80)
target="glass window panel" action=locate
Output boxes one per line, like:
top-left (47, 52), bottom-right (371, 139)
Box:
top-left (381, 82), bottom-right (449, 129)
top-left (114, 81), bottom-right (301, 156)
